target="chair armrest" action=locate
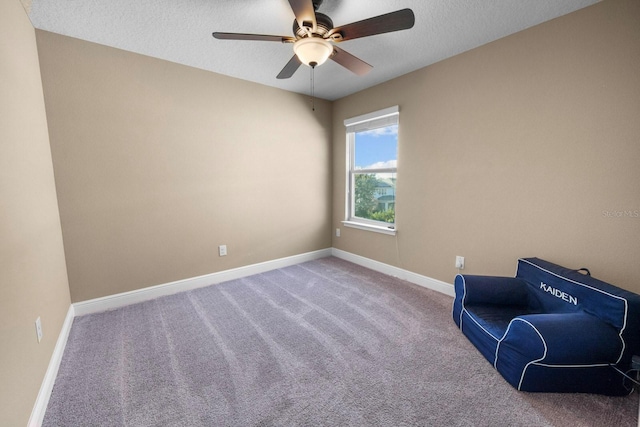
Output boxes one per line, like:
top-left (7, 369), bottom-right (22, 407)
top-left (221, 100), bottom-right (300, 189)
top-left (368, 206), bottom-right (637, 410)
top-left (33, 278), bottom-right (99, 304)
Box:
top-left (500, 312), bottom-right (623, 365)
top-left (455, 274), bottom-right (530, 306)
top-left (494, 312), bottom-right (627, 393)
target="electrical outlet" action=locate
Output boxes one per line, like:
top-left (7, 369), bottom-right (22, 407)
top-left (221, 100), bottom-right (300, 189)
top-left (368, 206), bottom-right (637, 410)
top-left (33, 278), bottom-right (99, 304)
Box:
top-left (455, 256), bottom-right (465, 270)
top-left (336, 228), bottom-right (341, 237)
top-left (35, 317), bottom-right (43, 343)
top-left (218, 245), bottom-right (227, 257)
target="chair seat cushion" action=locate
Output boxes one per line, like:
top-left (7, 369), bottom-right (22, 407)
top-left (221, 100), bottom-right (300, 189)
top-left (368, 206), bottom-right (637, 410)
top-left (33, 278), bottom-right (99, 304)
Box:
top-left (465, 304), bottom-right (539, 339)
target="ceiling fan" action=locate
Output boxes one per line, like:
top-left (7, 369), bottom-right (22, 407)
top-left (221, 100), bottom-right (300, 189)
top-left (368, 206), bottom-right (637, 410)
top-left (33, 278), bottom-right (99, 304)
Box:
top-left (213, 0), bottom-right (415, 79)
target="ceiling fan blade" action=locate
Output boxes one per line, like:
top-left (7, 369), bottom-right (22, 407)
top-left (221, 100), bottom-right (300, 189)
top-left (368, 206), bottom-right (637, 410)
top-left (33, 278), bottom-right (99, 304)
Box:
top-left (330, 8), bottom-right (415, 42)
top-left (213, 32), bottom-right (295, 43)
top-left (330, 46), bottom-right (372, 76)
top-left (277, 55), bottom-right (303, 79)
top-left (287, 0), bottom-right (317, 32)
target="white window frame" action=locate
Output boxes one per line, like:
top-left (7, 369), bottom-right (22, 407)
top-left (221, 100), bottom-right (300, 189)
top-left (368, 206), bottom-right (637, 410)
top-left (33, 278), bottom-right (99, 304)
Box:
top-left (343, 106), bottom-right (399, 235)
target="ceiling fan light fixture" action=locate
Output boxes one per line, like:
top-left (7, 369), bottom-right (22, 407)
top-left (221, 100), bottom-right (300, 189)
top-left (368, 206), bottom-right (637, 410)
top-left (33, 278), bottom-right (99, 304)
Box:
top-left (293, 37), bottom-right (333, 68)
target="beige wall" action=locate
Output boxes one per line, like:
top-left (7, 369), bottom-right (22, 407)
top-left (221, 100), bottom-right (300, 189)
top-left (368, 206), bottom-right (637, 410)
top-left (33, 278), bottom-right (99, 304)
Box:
top-left (36, 31), bottom-right (333, 302)
top-left (0, 1), bottom-right (71, 425)
top-left (333, 0), bottom-right (640, 293)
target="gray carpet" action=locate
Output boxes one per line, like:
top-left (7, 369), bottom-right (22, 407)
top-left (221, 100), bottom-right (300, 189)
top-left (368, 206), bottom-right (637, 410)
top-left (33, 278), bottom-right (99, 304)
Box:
top-left (44, 257), bottom-right (638, 426)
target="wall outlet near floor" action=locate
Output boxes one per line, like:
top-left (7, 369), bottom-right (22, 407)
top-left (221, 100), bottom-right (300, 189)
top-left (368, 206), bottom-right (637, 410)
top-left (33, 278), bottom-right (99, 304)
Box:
top-left (455, 256), bottom-right (465, 270)
top-left (35, 317), bottom-right (43, 343)
top-left (336, 228), bottom-right (341, 237)
top-left (218, 245), bottom-right (227, 257)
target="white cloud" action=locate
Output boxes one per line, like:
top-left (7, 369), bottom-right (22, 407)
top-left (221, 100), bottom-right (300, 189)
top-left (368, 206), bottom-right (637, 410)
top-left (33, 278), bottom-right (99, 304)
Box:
top-left (357, 160), bottom-right (397, 170)
top-left (360, 125), bottom-right (398, 137)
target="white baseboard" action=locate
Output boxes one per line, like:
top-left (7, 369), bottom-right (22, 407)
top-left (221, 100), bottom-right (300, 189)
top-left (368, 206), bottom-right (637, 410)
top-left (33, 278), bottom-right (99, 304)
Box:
top-left (73, 248), bottom-right (333, 316)
top-left (331, 248), bottom-right (455, 297)
top-left (72, 248), bottom-right (453, 317)
top-left (28, 304), bottom-right (75, 427)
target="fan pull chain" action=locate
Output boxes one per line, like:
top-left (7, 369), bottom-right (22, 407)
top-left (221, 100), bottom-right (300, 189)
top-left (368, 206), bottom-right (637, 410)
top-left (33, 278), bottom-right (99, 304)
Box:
top-left (310, 65), bottom-right (316, 111)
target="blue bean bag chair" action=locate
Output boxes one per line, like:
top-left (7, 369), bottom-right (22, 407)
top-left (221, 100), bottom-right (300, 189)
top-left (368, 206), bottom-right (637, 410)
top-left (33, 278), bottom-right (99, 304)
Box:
top-left (453, 257), bottom-right (640, 395)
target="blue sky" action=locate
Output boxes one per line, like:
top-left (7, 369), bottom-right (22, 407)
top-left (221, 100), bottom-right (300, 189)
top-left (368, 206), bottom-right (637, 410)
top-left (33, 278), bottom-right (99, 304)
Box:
top-left (354, 125), bottom-right (398, 169)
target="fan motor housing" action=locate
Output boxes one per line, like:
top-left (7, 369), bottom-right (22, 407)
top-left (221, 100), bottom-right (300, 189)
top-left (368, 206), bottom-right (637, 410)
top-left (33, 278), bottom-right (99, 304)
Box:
top-left (293, 12), bottom-right (334, 39)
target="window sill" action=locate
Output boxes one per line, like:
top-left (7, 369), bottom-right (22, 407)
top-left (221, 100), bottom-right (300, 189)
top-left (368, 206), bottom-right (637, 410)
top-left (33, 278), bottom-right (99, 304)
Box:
top-left (342, 220), bottom-right (397, 236)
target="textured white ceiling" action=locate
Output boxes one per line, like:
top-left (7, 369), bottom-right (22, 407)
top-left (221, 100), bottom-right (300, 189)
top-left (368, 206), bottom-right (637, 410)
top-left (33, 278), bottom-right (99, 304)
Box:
top-left (27, 0), bottom-right (600, 101)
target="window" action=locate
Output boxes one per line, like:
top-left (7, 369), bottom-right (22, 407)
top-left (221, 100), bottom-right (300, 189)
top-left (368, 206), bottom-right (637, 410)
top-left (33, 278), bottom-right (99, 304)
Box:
top-left (344, 106), bottom-right (399, 235)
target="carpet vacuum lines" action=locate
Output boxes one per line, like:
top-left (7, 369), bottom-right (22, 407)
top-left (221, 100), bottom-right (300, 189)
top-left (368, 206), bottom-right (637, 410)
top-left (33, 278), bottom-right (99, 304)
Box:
top-left (240, 276), bottom-right (357, 375)
top-left (274, 265), bottom-right (420, 343)
top-left (256, 267), bottom-right (394, 356)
